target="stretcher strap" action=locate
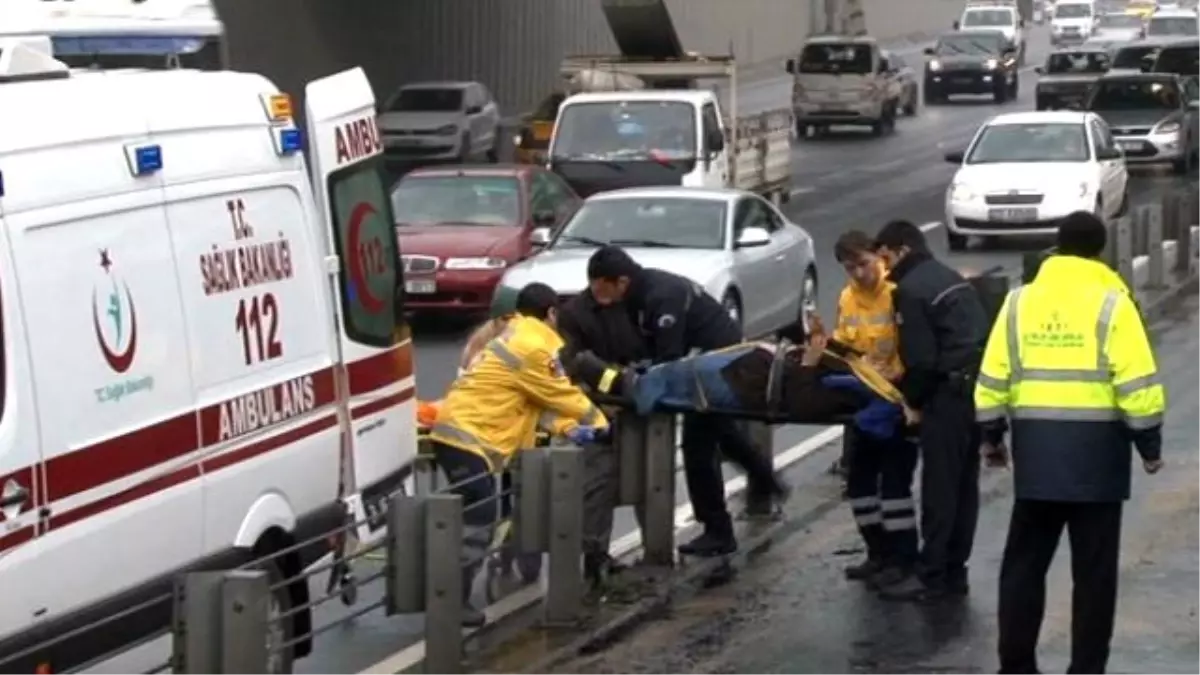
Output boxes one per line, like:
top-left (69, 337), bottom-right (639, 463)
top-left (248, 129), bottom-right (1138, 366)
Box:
top-left (765, 338), bottom-right (793, 416)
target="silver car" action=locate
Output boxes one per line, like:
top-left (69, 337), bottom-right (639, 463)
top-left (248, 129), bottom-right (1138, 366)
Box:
top-left (1091, 12), bottom-right (1148, 42)
top-left (498, 187), bottom-right (818, 338)
top-left (377, 80), bottom-right (501, 163)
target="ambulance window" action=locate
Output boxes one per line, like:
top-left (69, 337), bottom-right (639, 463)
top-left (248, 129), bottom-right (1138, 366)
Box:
top-left (329, 160), bottom-right (403, 347)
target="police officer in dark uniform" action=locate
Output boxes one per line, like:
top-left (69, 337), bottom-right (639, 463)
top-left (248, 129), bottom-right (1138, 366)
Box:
top-left (558, 288), bottom-right (649, 596)
top-left (586, 245), bottom-right (789, 556)
top-left (871, 220), bottom-right (989, 601)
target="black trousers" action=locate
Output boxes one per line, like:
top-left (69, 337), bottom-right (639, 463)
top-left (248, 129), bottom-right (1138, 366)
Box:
top-left (998, 499), bottom-right (1123, 675)
top-left (917, 388), bottom-right (981, 583)
top-left (844, 425), bottom-right (920, 567)
top-left (434, 443), bottom-right (500, 604)
top-left (681, 414), bottom-right (775, 537)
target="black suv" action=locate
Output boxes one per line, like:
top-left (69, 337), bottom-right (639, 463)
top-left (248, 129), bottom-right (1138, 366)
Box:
top-left (924, 30), bottom-right (1021, 103)
top-left (1035, 46), bottom-right (1112, 109)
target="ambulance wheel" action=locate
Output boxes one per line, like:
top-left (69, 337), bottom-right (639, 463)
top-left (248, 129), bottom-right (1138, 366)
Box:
top-left (947, 230), bottom-right (968, 252)
top-left (262, 559), bottom-right (297, 674)
top-left (484, 557), bottom-right (514, 605)
top-left (516, 552), bottom-right (543, 584)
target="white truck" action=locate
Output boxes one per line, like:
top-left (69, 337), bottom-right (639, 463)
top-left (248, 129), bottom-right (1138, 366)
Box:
top-left (546, 54), bottom-right (794, 205)
top-left (958, 0), bottom-right (1029, 64)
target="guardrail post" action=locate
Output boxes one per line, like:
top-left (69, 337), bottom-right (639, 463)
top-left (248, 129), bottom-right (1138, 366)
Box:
top-left (386, 493), bottom-right (427, 615)
top-left (544, 445), bottom-right (584, 625)
top-left (424, 494), bottom-right (464, 674)
top-left (172, 570), bottom-right (270, 674)
top-left (1147, 202), bottom-right (1165, 289)
top-left (515, 448), bottom-right (548, 554)
top-left (1113, 215), bottom-right (1134, 291)
top-left (1172, 192), bottom-right (1196, 275)
top-left (616, 412), bottom-right (647, 506)
top-left (642, 413), bottom-right (677, 567)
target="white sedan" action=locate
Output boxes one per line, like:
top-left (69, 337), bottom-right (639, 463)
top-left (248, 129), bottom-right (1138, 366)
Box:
top-left (943, 110), bottom-right (1129, 250)
top-left (498, 187), bottom-right (818, 339)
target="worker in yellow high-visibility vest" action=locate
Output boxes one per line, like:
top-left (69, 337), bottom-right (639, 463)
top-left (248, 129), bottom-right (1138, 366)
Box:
top-left (974, 211), bottom-right (1166, 675)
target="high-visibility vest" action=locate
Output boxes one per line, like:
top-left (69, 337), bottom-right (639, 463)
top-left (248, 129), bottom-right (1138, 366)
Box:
top-left (975, 255), bottom-right (1164, 430)
top-left (833, 261), bottom-right (903, 378)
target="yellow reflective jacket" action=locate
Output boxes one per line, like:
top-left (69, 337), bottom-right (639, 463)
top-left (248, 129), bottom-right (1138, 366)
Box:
top-left (974, 255), bottom-right (1165, 501)
top-left (833, 262), bottom-right (903, 379)
top-left (429, 315), bottom-right (608, 470)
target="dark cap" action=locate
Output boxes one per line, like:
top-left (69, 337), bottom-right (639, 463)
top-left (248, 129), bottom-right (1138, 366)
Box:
top-left (587, 245), bottom-right (641, 281)
top-left (873, 220), bottom-right (928, 252)
top-left (1056, 211), bottom-right (1107, 259)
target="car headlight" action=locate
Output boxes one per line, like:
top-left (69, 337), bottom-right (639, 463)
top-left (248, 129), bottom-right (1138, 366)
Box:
top-left (444, 257), bottom-right (508, 271)
top-left (950, 183), bottom-right (976, 202)
top-left (436, 123), bottom-right (459, 136)
top-left (1155, 121), bottom-right (1181, 135)
top-left (929, 59), bottom-right (942, 71)
top-left (984, 58), bottom-right (999, 69)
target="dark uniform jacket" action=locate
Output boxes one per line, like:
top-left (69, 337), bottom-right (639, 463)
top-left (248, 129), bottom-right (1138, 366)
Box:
top-left (626, 267), bottom-right (742, 362)
top-left (558, 289), bottom-right (648, 368)
top-left (889, 251), bottom-right (989, 409)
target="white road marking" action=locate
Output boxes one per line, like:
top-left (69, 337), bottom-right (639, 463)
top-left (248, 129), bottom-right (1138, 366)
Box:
top-left (363, 216), bottom-right (955, 675)
top-left (789, 186), bottom-right (816, 197)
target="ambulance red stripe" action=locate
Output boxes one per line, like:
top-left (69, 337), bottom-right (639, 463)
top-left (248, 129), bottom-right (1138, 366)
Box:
top-left (0, 343), bottom-right (415, 554)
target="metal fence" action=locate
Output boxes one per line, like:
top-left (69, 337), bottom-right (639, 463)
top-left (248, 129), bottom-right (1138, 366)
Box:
top-left (158, 411), bottom-right (682, 674)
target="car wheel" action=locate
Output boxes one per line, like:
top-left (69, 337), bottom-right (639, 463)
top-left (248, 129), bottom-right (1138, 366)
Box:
top-left (903, 87), bottom-right (918, 116)
top-left (1172, 146), bottom-right (1193, 174)
top-left (1115, 186), bottom-right (1130, 217)
top-left (1035, 94), bottom-right (1047, 110)
top-left (796, 120), bottom-right (811, 139)
top-left (799, 267), bottom-right (818, 327)
top-left (458, 132), bottom-right (473, 162)
top-left (261, 557), bottom-right (297, 674)
top-left (993, 84), bottom-right (1008, 104)
top-left (1010, 74), bottom-right (1019, 97)
top-left (1094, 196), bottom-right (1105, 219)
top-left (947, 229), bottom-right (968, 252)
top-left (485, 137), bottom-right (499, 163)
top-left (721, 291), bottom-right (744, 334)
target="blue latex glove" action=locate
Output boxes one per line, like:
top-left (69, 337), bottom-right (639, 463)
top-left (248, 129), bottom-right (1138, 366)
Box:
top-left (566, 426), bottom-right (599, 445)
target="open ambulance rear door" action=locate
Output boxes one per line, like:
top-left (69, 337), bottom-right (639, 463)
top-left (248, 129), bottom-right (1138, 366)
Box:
top-left (304, 67), bottom-right (418, 542)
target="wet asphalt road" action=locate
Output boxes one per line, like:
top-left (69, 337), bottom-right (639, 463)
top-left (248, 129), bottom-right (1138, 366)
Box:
top-left (95, 24), bottom-right (1200, 675)
top-left (551, 293), bottom-right (1200, 675)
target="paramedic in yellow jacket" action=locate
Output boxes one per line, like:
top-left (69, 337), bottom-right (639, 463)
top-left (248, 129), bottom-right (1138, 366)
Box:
top-left (830, 230), bottom-right (920, 591)
top-left (976, 212), bottom-right (1164, 674)
top-left (429, 282), bottom-right (608, 627)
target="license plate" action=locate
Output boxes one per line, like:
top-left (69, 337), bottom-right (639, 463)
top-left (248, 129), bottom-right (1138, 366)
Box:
top-left (361, 471), bottom-right (411, 533)
top-left (954, 77), bottom-right (975, 85)
top-left (405, 279), bottom-right (436, 294)
top-left (1119, 140), bottom-right (1142, 151)
top-left (988, 208), bottom-right (1038, 222)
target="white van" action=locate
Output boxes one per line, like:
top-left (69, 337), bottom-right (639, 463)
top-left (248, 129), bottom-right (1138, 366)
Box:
top-left (0, 38), bottom-right (418, 673)
top-left (1051, 0), bottom-right (1098, 45)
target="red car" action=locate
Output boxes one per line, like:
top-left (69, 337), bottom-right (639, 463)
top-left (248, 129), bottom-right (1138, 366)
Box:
top-left (391, 164), bottom-right (581, 313)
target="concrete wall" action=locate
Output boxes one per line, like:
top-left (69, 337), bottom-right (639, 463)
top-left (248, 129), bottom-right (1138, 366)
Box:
top-left (214, 0), bottom-right (961, 116)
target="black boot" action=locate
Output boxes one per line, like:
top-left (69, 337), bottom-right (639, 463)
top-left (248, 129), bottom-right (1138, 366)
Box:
top-left (946, 565), bottom-right (970, 596)
top-left (743, 473), bottom-right (792, 519)
top-left (678, 530), bottom-right (737, 557)
top-left (844, 557), bottom-right (884, 580)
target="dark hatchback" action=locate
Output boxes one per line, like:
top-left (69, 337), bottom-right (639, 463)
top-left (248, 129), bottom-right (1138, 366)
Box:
top-left (1035, 47), bottom-right (1112, 109)
top-left (924, 30), bottom-right (1021, 103)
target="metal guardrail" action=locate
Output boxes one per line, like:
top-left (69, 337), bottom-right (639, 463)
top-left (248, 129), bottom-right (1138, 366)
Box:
top-left (151, 412), bottom-right (681, 674)
top-left (1022, 188), bottom-right (1199, 291)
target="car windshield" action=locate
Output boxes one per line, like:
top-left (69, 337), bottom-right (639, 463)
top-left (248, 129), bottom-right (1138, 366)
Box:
top-left (391, 176), bottom-right (521, 226)
top-left (967, 123), bottom-right (1091, 163)
top-left (1055, 3), bottom-right (1094, 18)
top-left (963, 9), bottom-right (1014, 26)
top-left (1089, 78), bottom-right (1183, 108)
top-left (387, 88), bottom-right (464, 112)
top-left (1097, 12), bottom-right (1145, 27)
top-left (1112, 44), bottom-right (1160, 67)
top-left (1152, 44), bottom-right (1200, 73)
top-left (550, 101), bottom-right (697, 160)
top-left (798, 42), bottom-right (874, 74)
top-left (935, 34), bottom-right (1004, 54)
top-left (553, 197), bottom-right (727, 250)
top-left (1147, 16), bottom-right (1200, 35)
top-left (1046, 51), bottom-right (1112, 72)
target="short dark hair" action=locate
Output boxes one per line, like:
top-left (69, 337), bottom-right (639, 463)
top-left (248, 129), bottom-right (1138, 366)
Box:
top-left (1056, 211), bottom-right (1108, 259)
top-left (874, 220), bottom-right (928, 252)
top-left (515, 282), bottom-right (559, 320)
top-left (834, 230), bottom-right (876, 263)
top-left (587, 245), bottom-right (641, 281)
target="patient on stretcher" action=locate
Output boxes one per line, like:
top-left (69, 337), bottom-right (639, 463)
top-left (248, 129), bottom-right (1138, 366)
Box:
top-left (568, 333), bottom-right (912, 439)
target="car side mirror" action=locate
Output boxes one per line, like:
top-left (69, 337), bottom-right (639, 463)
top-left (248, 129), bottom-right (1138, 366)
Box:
top-left (532, 210), bottom-right (557, 227)
top-left (465, 105), bottom-right (483, 115)
top-left (952, 20), bottom-right (961, 29)
top-left (924, 46), bottom-right (936, 56)
top-left (530, 226), bottom-right (552, 246)
top-left (785, 58), bottom-right (798, 74)
top-left (1019, 18), bottom-right (1026, 27)
top-left (1035, 65), bottom-right (1044, 74)
top-left (1096, 147), bottom-right (1124, 160)
top-left (735, 226), bottom-right (771, 248)
top-left (944, 149), bottom-right (966, 164)
top-left (707, 128), bottom-right (726, 153)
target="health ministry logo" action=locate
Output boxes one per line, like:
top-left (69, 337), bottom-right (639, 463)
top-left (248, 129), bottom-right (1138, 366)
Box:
top-left (92, 248), bottom-right (139, 374)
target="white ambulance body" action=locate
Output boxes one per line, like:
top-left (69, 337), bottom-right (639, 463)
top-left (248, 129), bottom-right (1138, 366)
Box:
top-left (0, 38), bottom-right (418, 672)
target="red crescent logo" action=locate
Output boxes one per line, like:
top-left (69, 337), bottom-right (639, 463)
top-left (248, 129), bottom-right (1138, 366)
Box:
top-left (92, 284), bottom-right (138, 374)
top-left (347, 201), bottom-right (386, 314)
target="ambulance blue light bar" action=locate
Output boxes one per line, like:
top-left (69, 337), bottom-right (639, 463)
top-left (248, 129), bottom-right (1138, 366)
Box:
top-left (278, 128), bottom-right (304, 155)
top-left (52, 36), bottom-right (207, 56)
top-left (132, 145), bottom-right (163, 176)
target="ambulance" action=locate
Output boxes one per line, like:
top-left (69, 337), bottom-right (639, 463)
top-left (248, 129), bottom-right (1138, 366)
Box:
top-left (0, 37), bottom-right (418, 673)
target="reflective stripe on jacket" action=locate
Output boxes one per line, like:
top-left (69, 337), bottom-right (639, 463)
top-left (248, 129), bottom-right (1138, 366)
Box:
top-left (974, 255), bottom-right (1165, 501)
top-left (833, 262), bottom-right (903, 378)
top-left (430, 315), bottom-right (607, 470)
